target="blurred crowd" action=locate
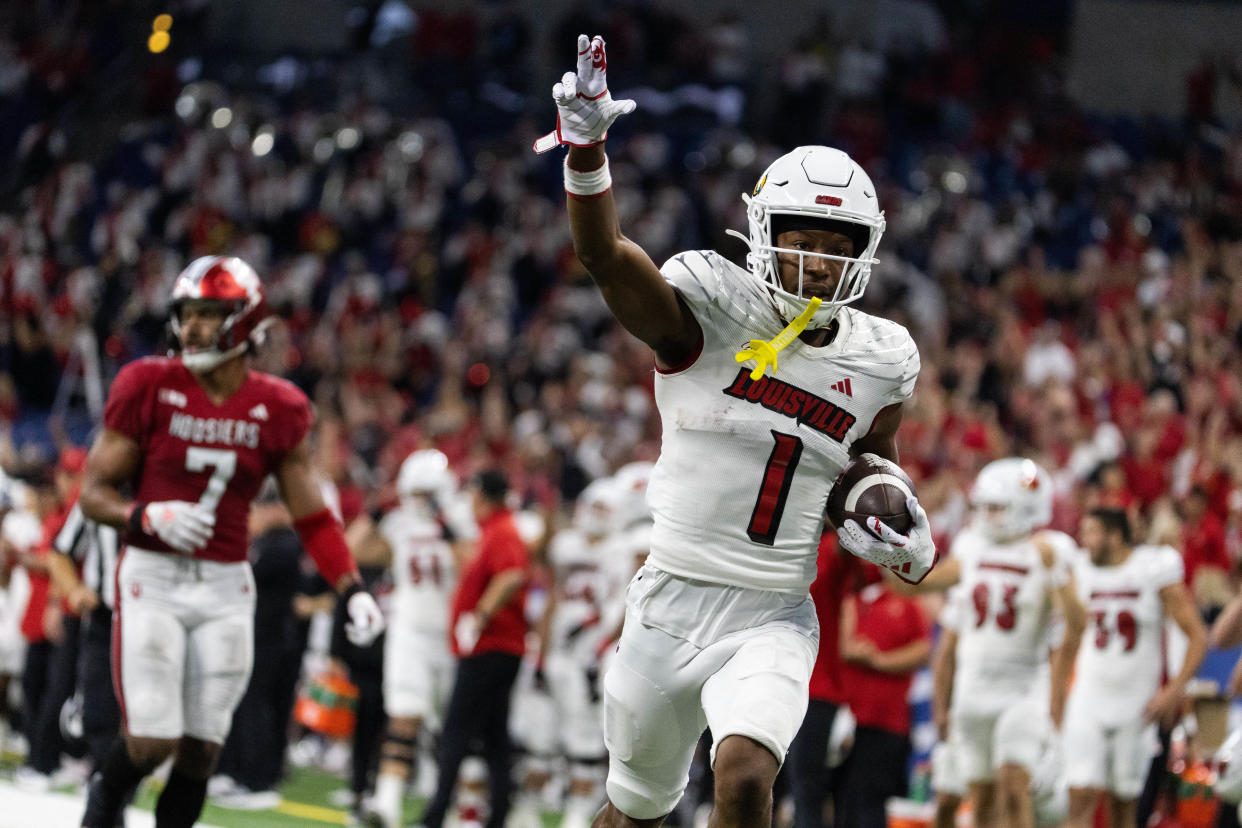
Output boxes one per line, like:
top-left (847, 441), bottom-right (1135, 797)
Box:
top-left (0, 0), bottom-right (1241, 713)
top-left (0, 0), bottom-right (1240, 824)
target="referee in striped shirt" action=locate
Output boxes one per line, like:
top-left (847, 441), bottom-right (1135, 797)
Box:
top-left (48, 500), bottom-right (122, 768)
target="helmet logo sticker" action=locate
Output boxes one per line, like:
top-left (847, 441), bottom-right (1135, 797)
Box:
top-left (815, 194), bottom-right (842, 206)
top-left (201, 262), bottom-right (248, 300)
top-left (752, 173), bottom-right (767, 196)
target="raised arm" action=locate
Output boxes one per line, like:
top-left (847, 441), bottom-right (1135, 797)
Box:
top-left (566, 145), bottom-right (700, 367)
top-left (537, 34), bottom-right (701, 369)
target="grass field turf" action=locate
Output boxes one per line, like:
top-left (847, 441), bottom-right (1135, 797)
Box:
top-left (1, 749), bottom-right (565, 826)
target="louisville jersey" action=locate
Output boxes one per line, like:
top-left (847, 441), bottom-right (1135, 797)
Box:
top-left (1069, 545), bottom-right (1182, 724)
top-left (103, 357), bottom-right (311, 563)
top-left (647, 251), bottom-right (920, 593)
top-left (950, 528), bottom-right (1077, 715)
top-left (380, 504), bottom-right (458, 634)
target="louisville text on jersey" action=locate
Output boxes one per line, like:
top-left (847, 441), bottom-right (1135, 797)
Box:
top-left (168, 412), bottom-right (261, 449)
top-left (722, 367), bottom-right (856, 442)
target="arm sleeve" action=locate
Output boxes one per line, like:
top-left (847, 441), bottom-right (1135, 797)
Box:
top-left (102, 360), bottom-right (157, 440)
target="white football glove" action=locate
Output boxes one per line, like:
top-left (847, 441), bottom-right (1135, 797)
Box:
top-left (141, 500), bottom-right (215, 554)
top-left (454, 611), bottom-right (482, 656)
top-left (533, 34), bottom-right (636, 154)
top-left (344, 589), bottom-right (385, 647)
top-left (837, 497), bottom-right (938, 585)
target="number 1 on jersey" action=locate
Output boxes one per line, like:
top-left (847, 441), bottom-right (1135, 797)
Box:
top-left (747, 431), bottom-right (804, 545)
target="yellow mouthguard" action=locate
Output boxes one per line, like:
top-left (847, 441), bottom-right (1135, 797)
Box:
top-left (734, 297), bottom-right (822, 380)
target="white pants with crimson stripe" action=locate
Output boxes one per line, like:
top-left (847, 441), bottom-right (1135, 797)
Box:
top-left (114, 546), bottom-right (255, 743)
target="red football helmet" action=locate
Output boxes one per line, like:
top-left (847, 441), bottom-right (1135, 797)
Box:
top-left (169, 256), bottom-right (272, 372)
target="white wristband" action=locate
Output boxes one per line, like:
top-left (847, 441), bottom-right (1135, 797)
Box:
top-left (564, 157), bottom-right (611, 197)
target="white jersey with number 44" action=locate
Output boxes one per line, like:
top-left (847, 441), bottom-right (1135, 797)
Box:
top-left (380, 505), bottom-right (458, 634)
top-left (1069, 545), bottom-right (1183, 725)
top-left (647, 251), bottom-right (920, 593)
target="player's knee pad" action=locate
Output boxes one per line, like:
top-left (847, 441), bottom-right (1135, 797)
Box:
top-left (602, 658), bottom-right (697, 821)
top-left (602, 657), bottom-right (691, 769)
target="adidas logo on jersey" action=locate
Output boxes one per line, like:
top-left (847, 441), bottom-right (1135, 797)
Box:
top-left (248, 404), bottom-right (269, 421)
top-left (830, 378), bottom-right (853, 397)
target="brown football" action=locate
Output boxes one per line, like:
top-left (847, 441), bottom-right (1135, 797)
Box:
top-left (826, 453), bottom-right (917, 537)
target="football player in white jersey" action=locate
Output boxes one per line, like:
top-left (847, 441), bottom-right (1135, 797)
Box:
top-left (534, 35), bottom-right (933, 828)
top-left (544, 478), bottom-right (624, 828)
top-left (1063, 507), bottom-right (1206, 828)
top-left (348, 449), bottom-right (477, 828)
top-left (902, 458), bottom-right (1085, 828)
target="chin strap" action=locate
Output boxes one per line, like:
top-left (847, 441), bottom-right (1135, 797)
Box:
top-left (734, 297), bottom-right (821, 380)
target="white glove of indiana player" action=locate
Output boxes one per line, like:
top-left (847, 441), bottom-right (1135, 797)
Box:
top-left (344, 589), bottom-right (385, 647)
top-left (837, 496), bottom-right (937, 585)
top-left (533, 34), bottom-right (636, 154)
top-left (141, 500), bottom-right (215, 554)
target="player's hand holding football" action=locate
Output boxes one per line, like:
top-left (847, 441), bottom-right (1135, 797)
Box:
top-left (138, 500), bottom-right (215, 553)
top-left (344, 588), bottom-right (385, 647)
top-left (533, 34), bottom-right (636, 153)
top-left (837, 496), bottom-right (937, 584)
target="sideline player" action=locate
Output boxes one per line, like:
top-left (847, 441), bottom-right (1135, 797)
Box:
top-left (76, 256), bottom-right (385, 828)
top-left (535, 35), bottom-right (933, 828)
top-left (901, 458), bottom-right (1085, 828)
top-left (350, 448), bottom-right (477, 828)
top-left (1063, 507), bottom-right (1206, 828)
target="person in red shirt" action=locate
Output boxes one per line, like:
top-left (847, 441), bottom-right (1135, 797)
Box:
top-left (837, 572), bottom-right (932, 828)
top-left (419, 469), bottom-right (530, 828)
top-left (1180, 485), bottom-right (1230, 614)
top-left (76, 256), bottom-right (385, 828)
top-left (786, 531), bottom-right (862, 828)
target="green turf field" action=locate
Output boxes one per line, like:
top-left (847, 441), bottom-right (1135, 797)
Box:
top-left (2, 748), bottom-right (565, 826)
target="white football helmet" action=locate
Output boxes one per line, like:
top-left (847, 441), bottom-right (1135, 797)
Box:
top-left (969, 457), bottom-right (1054, 543)
top-left (169, 256), bottom-right (273, 372)
top-left (573, 477), bottom-right (622, 539)
top-left (726, 146), bottom-right (885, 328)
top-left (396, 449), bottom-right (456, 500)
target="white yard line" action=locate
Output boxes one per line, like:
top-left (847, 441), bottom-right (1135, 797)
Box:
top-left (0, 780), bottom-right (225, 828)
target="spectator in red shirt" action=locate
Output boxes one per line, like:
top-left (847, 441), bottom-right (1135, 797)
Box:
top-left (837, 575), bottom-right (932, 828)
top-left (786, 531), bottom-right (863, 828)
top-left (1180, 486), bottom-right (1230, 616)
top-left (420, 469), bottom-right (530, 828)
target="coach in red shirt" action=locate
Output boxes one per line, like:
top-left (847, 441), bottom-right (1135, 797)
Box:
top-left (420, 469), bottom-right (530, 828)
top-left (837, 575), bottom-right (931, 828)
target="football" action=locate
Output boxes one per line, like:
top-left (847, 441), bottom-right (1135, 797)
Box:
top-left (826, 453), bottom-right (918, 537)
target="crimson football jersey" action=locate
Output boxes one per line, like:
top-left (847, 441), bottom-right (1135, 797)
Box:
top-left (104, 357), bottom-right (312, 563)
